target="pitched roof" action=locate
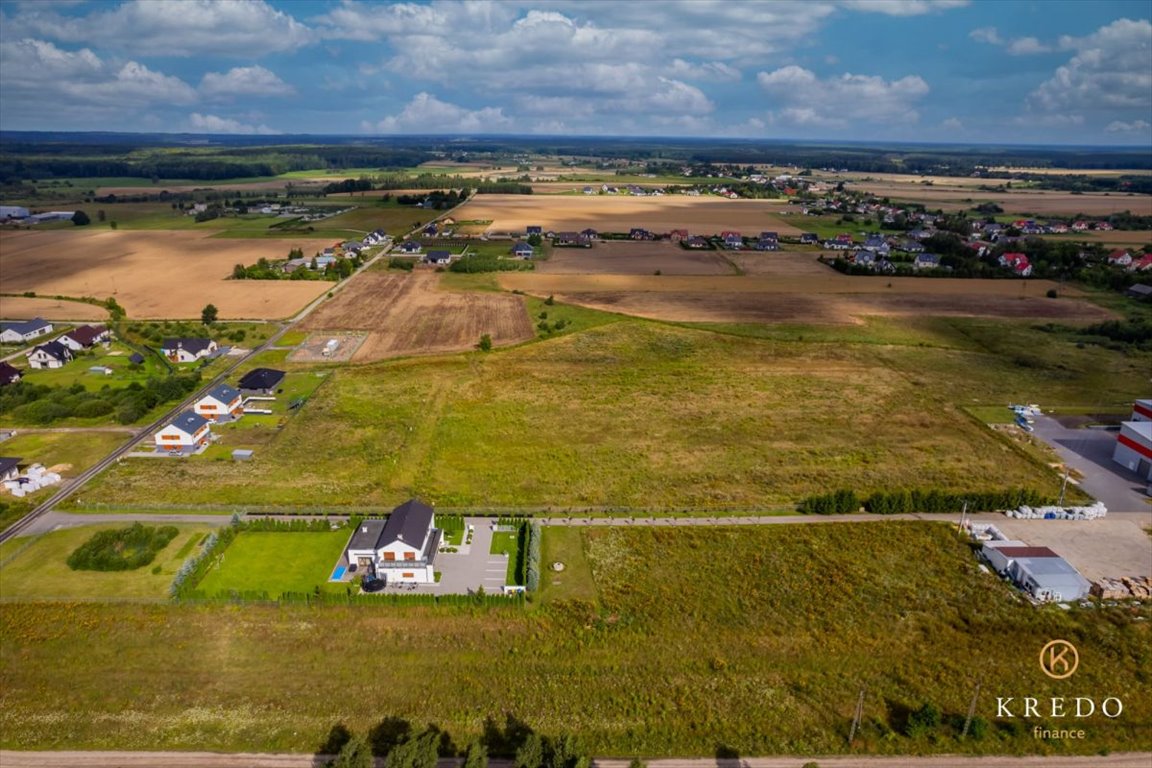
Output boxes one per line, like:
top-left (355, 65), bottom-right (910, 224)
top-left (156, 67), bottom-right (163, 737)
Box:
top-left (161, 338), bottom-right (213, 355)
top-left (0, 361), bottom-right (21, 383)
top-left (380, 498), bottom-right (435, 547)
top-left (63, 325), bottom-right (107, 347)
top-left (0, 317), bottom-right (50, 335)
top-left (32, 340), bottom-right (71, 360)
top-left (347, 519), bottom-right (387, 552)
top-left (0, 457), bottom-right (21, 476)
top-left (167, 410), bottom-right (208, 435)
top-left (238, 368), bottom-right (285, 391)
top-left (203, 384), bottom-right (240, 403)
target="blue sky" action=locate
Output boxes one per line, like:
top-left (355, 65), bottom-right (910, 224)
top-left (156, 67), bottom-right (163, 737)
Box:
top-left (0, 0), bottom-right (1149, 145)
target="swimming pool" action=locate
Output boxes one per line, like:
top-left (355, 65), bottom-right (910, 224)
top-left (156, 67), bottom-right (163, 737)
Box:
top-left (330, 565), bottom-right (347, 581)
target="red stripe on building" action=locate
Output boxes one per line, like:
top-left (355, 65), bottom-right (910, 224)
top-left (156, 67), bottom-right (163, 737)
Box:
top-left (1134, 402), bottom-right (1152, 420)
top-left (1118, 433), bottom-right (1152, 460)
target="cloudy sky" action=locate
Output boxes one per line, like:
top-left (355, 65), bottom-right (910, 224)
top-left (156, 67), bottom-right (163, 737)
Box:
top-left (1, 0), bottom-right (1150, 144)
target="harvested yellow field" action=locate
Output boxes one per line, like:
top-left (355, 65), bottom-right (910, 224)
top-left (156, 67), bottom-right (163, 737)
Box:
top-left (0, 296), bottom-right (110, 322)
top-left (453, 194), bottom-right (801, 236)
top-left (838, 180), bottom-right (1152, 216)
top-left (0, 229), bottom-right (330, 320)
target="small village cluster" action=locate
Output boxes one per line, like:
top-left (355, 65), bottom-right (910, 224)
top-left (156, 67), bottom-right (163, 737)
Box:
top-left (0, 319), bottom-right (111, 376)
top-left (152, 366), bottom-right (285, 455)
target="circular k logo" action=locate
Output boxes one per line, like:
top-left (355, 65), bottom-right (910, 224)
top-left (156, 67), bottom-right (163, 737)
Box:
top-left (1040, 640), bottom-right (1079, 679)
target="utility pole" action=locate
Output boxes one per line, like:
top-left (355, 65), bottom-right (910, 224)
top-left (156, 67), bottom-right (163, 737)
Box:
top-left (962, 681), bottom-right (982, 739)
top-left (1058, 468), bottom-right (1070, 507)
top-left (849, 687), bottom-right (866, 746)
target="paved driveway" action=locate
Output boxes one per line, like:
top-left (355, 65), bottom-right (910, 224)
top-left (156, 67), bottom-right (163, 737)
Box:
top-left (425, 517), bottom-right (510, 595)
top-left (1031, 415), bottom-right (1151, 518)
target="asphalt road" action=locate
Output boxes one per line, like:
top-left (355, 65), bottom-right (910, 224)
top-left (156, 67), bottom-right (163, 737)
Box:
top-left (1030, 415), bottom-right (1150, 517)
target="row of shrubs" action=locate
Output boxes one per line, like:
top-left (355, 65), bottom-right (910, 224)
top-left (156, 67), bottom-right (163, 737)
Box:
top-left (183, 589), bottom-right (526, 607)
top-left (170, 526), bottom-right (234, 598)
top-left (324, 716), bottom-right (594, 768)
top-left (525, 522), bottom-right (542, 592)
top-left (66, 523), bottom-right (178, 572)
top-left (0, 372), bottom-right (201, 425)
top-left (799, 487), bottom-right (1052, 515)
top-left (243, 516), bottom-right (336, 533)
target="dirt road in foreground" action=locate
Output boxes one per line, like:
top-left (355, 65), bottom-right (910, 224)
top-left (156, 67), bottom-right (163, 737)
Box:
top-left (3, 753), bottom-right (1150, 768)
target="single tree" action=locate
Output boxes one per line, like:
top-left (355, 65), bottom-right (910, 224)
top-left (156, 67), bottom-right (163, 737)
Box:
top-left (478, 333), bottom-right (492, 352)
top-left (333, 735), bottom-right (373, 768)
top-left (462, 741), bottom-right (488, 768)
top-left (71, 210), bottom-right (91, 226)
top-left (201, 303), bottom-right (218, 326)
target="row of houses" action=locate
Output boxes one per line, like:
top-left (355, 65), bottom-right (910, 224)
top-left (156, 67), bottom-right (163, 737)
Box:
top-left (153, 368), bottom-right (284, 453)
top-left (14, 324), bottom-right (111, 370)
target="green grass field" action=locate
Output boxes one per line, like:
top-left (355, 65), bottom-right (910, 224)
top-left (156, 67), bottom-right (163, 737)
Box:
top-left (192, 530), bottom-right (350, 597)
top-left (15, 342), bottom-right (166, 390)
top-left (66, 314), bottom-right (1148, 512)
top-left (0, 523), bottom-right (214, 599)
top-left (1, 522), bottom-right (1147, 755)
top-left (490, 528), bottom-right (525, 585)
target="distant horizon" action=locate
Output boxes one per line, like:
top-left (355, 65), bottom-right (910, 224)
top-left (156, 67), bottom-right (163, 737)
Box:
top-left (3, 128), bottom-right (1150, 154)
top-left (0, 1), bottom-right (1149, 145)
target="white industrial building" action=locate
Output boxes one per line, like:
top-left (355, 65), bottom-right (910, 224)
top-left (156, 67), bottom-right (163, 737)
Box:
top-left (0, 205), bottom-right (30, 220)
top-left (979, 540), bottom-right (1091, 602)
top-left (1112, 401), bottom-right (1152, 481)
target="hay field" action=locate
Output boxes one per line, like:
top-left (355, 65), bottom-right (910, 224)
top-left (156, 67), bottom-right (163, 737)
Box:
top-left (0, 296), bottom-right (109, 321)
top-left (0, 229), bottom-right (330, 320)
top-left (536, 241), bottom-right (735, 275)
top-left (453, 194), bottom-right (802, 235)
top-left (499, 263), bottom-right (1114, 325)
top-left (297, 272), bottom-right (533, 361)
top-left (1046, 230), bottom-right (1152, 247)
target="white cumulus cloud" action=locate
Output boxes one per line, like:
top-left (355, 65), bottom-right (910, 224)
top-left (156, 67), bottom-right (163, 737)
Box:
top-left (365, 92), bottom-right (512, 133)
top-left (839, 0), bottom-right (969, 16)
top-left (188, 113), bottom-right (278, 134)
top-left (1029, 19), bottom-right (1152, 112)
top-left (758, 65), bottom-right (929, 127)
top-left (1105, 119), bottom-right (1151, 133)
top-left (200, 66), bottom-right (295, 98)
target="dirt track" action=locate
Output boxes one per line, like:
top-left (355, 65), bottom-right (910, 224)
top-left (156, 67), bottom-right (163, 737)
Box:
top-left (298, 272), bottom-right (534, 360)
top-left (3, 752), bottom-right (1149, 768)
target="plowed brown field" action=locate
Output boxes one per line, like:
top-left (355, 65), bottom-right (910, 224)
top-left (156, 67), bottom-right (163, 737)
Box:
top-left (537, 240), bottom-right (735, 275)
top-left (298, 272), bottom-right (533, 360)
top-left (0, 229), bottom-right (329, 320)
top-left (499, 264), bottom-right (1114, 325)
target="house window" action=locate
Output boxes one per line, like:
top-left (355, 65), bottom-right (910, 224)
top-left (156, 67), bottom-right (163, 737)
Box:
top-left (402, 572), bottom-right (414, 579)
top-left (383, 552), bottom-right (396, 561)
top-left (404, 552), bottom-right (415, 561)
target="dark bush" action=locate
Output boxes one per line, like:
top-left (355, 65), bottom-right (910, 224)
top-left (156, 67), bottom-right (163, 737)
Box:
top-left (67, 523), bottom-right (179, 571)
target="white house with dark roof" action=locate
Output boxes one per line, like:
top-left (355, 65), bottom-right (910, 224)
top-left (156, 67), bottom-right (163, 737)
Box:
top-left (26, 341), bottom-right (73, 369)
top-left (154, 410), bottom-right (211, 452)
top-left (345, 499), bottom-right (440, 585)
top-left (0, 456), bottom-right (21, 482)
top-left (194, 385), bottom-right (243, 423)
top-left (161, 338), bottom-right (217, 363)
top-left (0, 318), bottom-right (53, 345)
top-left (58, 325), bottom-right (110, 351)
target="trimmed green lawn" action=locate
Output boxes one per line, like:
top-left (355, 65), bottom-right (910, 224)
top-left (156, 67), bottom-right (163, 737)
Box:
top-left (0, 523), bottom-right (214, 599)
top-left (16, 342), bottom-right (166, 390)
top-left (539, 527), bottom-right (597, 605)
top-left (193, 530), bottom-right (351, 597)
top-left (490, 528), bottom-right (524, 585)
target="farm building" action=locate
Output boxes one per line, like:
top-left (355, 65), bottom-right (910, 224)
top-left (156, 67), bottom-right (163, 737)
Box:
top-left (0, 457), bottom-right (21, 482)
top-left (154, 411), bottom-right (211, 453)
top-left (26, 341), bottom-right (73, 369)
top-left (1112, 413), bottom-right (1152, 481)
top-left (161, 338), bottom-right (217, 363)
top-left (554, 232), bottom-right (591, 247)
top-left (0, 205), bottom-right (29, 220)
top-left (345, 498), bottom-right (440, 585)
top-left (1125, 283), bottom-right (1152, 301)
top-left (0, 361), bottom-right (22, 386)
top-left (28, 211), bottom-right (76, 224)
top-left (58, 325), bottom-right (110, 351)
top-left (982, 543), bottom-right (1091, 602)
top-left (194, 385), bottom-right (243, 422)
top-left (0, 318), bottom-right (53, 345)
top-left (238, 367), bottom-right (285, 395)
